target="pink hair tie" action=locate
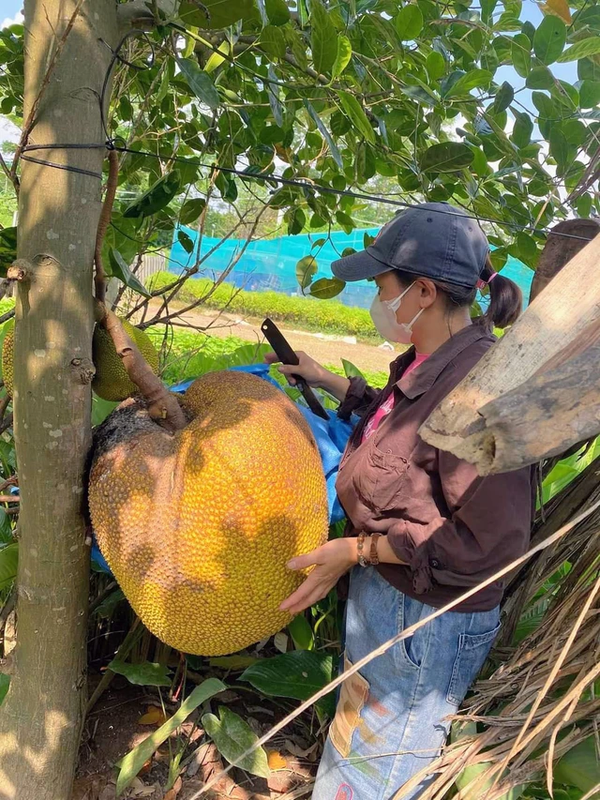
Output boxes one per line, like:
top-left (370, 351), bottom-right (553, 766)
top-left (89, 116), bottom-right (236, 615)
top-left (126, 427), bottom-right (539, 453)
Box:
top-left (476, 270), bottom-right (497, 290)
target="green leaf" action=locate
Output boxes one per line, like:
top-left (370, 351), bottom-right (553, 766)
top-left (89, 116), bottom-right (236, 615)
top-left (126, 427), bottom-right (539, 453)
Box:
top-left (107, 249), bottom-right (151, 298)
top-left (116, 678), bottom-right (226, 795)
top-left (395, 5), bottom-right (424, 40)
top-left (179, 0), bottom-right (255, 29)
top-left (512, 111), bottom-right (533, 148)
top-left (330, 110), bottom-right (351, 136)
top-left (516, 232), bottom-right (538, 264)
top-left (335, 210), bottom-right (355, 234)
top-left (177, 229), bottom-right (195, 254)
top-left (341, 358), bottom-right (366, 380)
top-left (557, 36), bottom-right (600, 62)
top-left (0, 227), bottom-right (17, 276)
top-left (310, 0), bottom-right (337, 75)
top-left (296, 256), bottom-right (318, 290)
top-left (287, 614), bottom-right (314, 650)
top-left (0, 674), bottom-right (10, 707)
top-left (332, 36), bottom-right (352, 78)
top-left (284, 206), bottom-right (306, 235)
top-left (421, 142), bottom-right (474, 173)
top-left (555, 736), bottom-right (600, 793)
top-left (309, 277), bottom-right (346, 299)
top-left (265, 0), bottom-right (290, 25)
top-left (0, 543), bottom-right (18, 591)
top-left (336, 91), bottom-right (375, 143)
top-left (123, 171), bottom-right (180, 218)
top-left (304, 101), bottom-right (343, 168)
top-left (512, 33), bottom-right (531, 78)
top-left (493, 81), bottom-right (514, 113)
top-left (93, 589), bottom-right (125, 619)
top-left (204, 40), bottom-right (230, 73)
top-left (533, 16), bottom-right (566, 65)
top-left (426, 50), bottom-right (445, 80)
top-left (580, 80), bottom-right (600, 108)
top-left (177, 58), bottom-right (220, 110)
top-left (526, 65), bottom-right (554, 89)
top-left (202, 707), bottom-right (270, 778)
top-left (549, 127), bottom-right (569, 171)
top-left (241, 650), bottom-right (333, 700)
top-left (108, 660), bottom-right (171, 687)
top-left (180, 197), bottom-right (206, 225)
top-left (260, 24), bottom-right (286, 58)
top-left (481, 0), bottom-right (498, 24)
top-left (445, 69), bottom-right (492, 96)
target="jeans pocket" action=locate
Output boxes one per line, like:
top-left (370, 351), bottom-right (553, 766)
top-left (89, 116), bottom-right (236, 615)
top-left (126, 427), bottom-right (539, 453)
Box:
top-left (397, 593), bottom-right (423, 671)
top-left (446, 622), bottom-right (501, 705)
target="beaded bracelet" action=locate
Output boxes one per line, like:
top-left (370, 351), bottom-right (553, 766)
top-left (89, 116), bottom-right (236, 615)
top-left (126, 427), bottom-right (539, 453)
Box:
top-left (357, 532), bottom-right (369, 567)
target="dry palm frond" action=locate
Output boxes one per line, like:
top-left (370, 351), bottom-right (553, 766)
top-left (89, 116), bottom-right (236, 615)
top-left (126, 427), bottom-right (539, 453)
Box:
top-left (393, 456), bottom-right (600, 800)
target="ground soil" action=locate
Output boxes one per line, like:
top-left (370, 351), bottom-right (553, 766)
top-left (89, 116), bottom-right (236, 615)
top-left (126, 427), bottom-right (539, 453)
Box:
top-left (74, 676), bottom-right (318, 800)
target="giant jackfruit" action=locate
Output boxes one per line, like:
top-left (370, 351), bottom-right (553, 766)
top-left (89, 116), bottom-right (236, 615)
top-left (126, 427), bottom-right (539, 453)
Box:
top-left (2, 319), bottom-right (14, 398)
top-left (92, 318), bottom-right (159, 401)
top-left (88, 370), bottom-right (329, 656)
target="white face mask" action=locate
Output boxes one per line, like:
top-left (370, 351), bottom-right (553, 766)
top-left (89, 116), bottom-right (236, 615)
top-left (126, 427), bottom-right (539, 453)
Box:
top-left (370, 282), bottom-right (425, 344)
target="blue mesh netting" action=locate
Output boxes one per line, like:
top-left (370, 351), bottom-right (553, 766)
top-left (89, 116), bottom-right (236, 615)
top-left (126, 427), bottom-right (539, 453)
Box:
top-left (169, 226), bottom-right (534, 310)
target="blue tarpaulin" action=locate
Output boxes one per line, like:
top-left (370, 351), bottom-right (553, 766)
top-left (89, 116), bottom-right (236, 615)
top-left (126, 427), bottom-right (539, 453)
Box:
top-left (91, 364), bottom-right (355, 573)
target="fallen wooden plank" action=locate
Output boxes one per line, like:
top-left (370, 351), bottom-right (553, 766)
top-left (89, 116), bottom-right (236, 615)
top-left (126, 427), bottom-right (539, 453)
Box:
top-left (420, 222), bottom-right (600, 474)
top-left (466, 318), bottom-right (600, 473)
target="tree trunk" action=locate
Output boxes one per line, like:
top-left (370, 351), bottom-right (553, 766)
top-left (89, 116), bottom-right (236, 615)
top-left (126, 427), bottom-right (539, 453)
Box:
top-left (0, 2), bottom-right (118, 797)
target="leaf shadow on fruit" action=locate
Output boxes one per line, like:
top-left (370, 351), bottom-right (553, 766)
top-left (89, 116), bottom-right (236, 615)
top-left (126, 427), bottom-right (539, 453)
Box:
top-left (88, 375), bottom-right (328, 658)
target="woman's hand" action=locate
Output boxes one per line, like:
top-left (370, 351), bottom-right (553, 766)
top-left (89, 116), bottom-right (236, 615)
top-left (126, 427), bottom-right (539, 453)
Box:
top-left (265, 350), bottom-right (351, 401)
top-left (280, 538), bottom-right (358, 615)
top-left (265, 349), bottom-right (327, 387)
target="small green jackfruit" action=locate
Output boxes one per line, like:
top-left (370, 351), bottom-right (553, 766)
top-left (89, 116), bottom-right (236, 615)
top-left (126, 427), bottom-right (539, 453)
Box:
top-left (92, 319), bottom-right (159, 402)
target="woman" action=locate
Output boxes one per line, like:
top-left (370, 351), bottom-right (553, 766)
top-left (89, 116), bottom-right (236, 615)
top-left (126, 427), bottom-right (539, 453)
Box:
top-left (266, 203), bottom-right (534, 800)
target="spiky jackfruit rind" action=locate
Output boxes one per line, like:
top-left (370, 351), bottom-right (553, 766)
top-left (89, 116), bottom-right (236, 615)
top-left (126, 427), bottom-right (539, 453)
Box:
top-left (2, 319), bottom-right (14, 399)
top-left (88, 371), bottom-right (329, 656)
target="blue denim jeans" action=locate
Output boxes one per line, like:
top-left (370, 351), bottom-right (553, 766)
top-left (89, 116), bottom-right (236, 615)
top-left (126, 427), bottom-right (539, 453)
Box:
top-left (312, 567), bottom-right (500, 800)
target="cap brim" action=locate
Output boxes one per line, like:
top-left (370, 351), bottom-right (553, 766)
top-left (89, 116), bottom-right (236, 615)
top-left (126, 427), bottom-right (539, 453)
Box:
top-left (331, 248), bottom-right (391, 282)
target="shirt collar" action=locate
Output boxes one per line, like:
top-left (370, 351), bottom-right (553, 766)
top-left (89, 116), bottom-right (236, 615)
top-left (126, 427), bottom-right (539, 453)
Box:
top-left (394, 325), bottom-right (494, 399)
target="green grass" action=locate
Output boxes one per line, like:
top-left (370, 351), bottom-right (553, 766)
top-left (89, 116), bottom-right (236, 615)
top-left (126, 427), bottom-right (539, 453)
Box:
top-left (148, 326), bottom-right (389, 389)
top-left (148, 271), bottom-right (378, 342)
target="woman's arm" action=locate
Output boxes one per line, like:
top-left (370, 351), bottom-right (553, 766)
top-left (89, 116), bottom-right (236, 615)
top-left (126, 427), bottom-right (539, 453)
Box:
top-left (280, 535), bottom-right (405, 615)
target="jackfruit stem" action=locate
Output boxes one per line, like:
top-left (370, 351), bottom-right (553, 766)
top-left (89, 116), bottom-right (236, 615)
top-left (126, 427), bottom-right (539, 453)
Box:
top-left (95, 302), bottom-right (187, 433)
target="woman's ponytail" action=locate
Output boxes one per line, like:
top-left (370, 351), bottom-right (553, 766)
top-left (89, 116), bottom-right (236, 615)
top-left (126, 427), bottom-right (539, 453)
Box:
top-left (480, 256), bottom-right (522, 330)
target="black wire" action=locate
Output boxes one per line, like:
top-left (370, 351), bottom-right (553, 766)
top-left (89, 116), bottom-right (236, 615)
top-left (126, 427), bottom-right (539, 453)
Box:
top-left (16, 139), bottom-right (598, 243)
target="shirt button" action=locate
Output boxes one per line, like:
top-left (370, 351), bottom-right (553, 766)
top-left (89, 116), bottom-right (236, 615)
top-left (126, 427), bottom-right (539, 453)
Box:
top-left (430, 558), bottom-right (441, 569)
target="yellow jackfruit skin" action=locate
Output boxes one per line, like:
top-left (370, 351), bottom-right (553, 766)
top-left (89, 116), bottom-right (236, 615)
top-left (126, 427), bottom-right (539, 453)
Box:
top-left (88, 371), bottom-right (329, 656)
top-left (92, 319), bottom-right (159, 402)
top-left (2, 319), bottom-right (14, 399)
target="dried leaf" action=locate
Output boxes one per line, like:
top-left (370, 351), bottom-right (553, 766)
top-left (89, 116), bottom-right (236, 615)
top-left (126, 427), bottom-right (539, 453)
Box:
top-left (162, 776), bottom-right (182, 799)
top-left (267, 750), bottom-right (287, 770)
top-left (274, 632), bottom-right (288, 654)
top-left (541, 0), bottom-right (571, 23)
top-left (138, 707), bottom-right (168, 726)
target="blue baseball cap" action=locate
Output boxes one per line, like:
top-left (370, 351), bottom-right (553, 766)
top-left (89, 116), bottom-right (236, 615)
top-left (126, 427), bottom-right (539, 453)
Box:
top-left (332, 202), bottom-right (490, 288)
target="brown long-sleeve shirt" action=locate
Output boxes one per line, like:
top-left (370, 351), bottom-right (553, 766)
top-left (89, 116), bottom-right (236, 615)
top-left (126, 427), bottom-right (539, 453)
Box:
top-left (335, 324), bottom-right (535, 612)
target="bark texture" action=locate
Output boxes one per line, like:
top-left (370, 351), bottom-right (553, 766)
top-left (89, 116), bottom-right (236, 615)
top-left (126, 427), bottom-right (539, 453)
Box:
top-left (0, 2), bottom-right (119, 797)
